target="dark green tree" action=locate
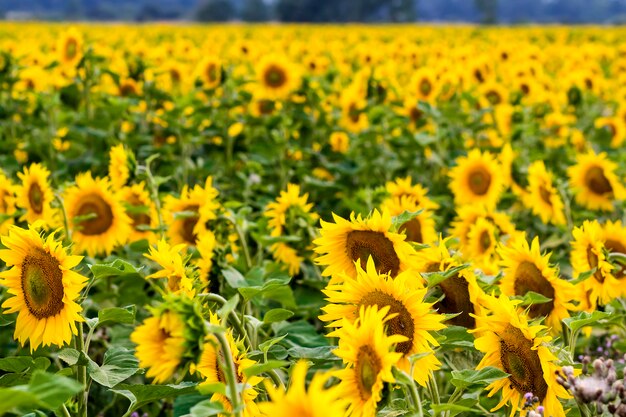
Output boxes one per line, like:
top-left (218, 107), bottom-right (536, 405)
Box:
top-left (241, 0), bottom-right (269, 22)
top-left (474, 0), bottom-right (498, 23)
top-left (196, 0), bottom-right (236, 22)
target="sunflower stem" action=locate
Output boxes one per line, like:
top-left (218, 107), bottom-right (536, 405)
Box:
top-left (59, 403), bottom-right (71, 417)
top-left (214, 332), bottom-right (242, 417)
top-left (266, 369), bottom-right (286, 391)
top-left (54, 193), bottom-right (72, 244)
top-left (406, 379), bottom-right (424, 417)
top-left (76, 323), bottom-right (88, 417)
top-left (226, 213), bottom-right (253, 271)
top-left (427, 372), bottom-right (441, 417)
top-left (197, 293), bottom-right (253, 348)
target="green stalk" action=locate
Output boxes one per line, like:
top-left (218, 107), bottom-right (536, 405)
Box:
top-left (197, 293), bottom-right (252, 348)
top-left (215, 332), bottom-right (242, 417)
top-left (76, 323), bottom-right (87, 417)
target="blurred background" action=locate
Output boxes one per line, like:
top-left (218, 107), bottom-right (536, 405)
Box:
top-left (1, 0), bottom-right (626, 24)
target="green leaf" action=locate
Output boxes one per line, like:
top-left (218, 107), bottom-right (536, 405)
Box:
top-left (111, 382), bottom-right (198, 415)
top-left (58, 348), bottom-right (88, 367)
top-left (90, 259), bottom-right (143, 280)
top-left (0, 371), bottom-right (83, 414)
top-left (242, 360), bottom-right (288, 378)
top-left (222, 267), bottom-right (247, 288)
top-left (513, 291), bottom-right (552, 306)
top-left (286, 346), bottom-right (338, 361)
top-left (217, 295), bottom-right (239, 321)
top-left (391, 209), bottom-right (423, 230)
top-left (423, 264), bottom-right (469, 288)
top-left (438, 326), bottom-right (475, 350)
top-left (563, 310), bottom-right (614, 332)
top-left (263, 308), bottom-right (294, 324)
top-left (189, 399), bottom-right (226, 417)
top-left (0, 357), bottom-right (39, 373)
top-left (97, 305), bottom-right (136, 327)
top-left (88, 347), bottom-right (139, 388)
top-left (450, 367), bottom-right (509, 390)
top-left (570, 268), bottom-right (596, 285)
top-left (431, 399), bottom-right (480, 416)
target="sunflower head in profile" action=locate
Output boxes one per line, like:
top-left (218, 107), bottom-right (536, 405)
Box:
top-left (416, 237), bottom-right (485, 329)
top-left (258, 361), bottom-right (346, 417)
top-left (108, 144), bottom-right (134, 190)
top-left (471, 294), bottom-right (571, 417)
top-left (567, 150), bottom-right (626, 212)
top-left (57, 27), bottom-right (83, 67)
top-left (499, 235), bottom-right (577, 333)
top-left (256, 55), bottom-right (301, 100)
top-left (314, 209), bottom-right (419, 282)
top-left (380, 196), bottom-right (437, 246)
top-left (192, 313), bottom-right (263, 417)
top-left (321, 258), bottom-right (446, 386)
top-left (449, 149), bottom-right (505, 210)
top-left (329, 305), bottom-right (404, 417)
top-left (0, 226), bottom-right (86, 351)
top-left (144, 239), bottom-right (195, 296)
top-left (163, 176), bottom-right (220, 247)
top-left (522, 160), bottom-right (566, 226)
top-left (120, 182), bottom-right (157, 244)
top-left (0, 172), bottom-right (16, 234)
top-left (196, 56), bottom-right (222, 90)
top-left (15, 163), bottom-right (56, 228)
top-left (64, 172), bottom-right (132, 257)
top-left (571, 220), bottom-right (621, 309)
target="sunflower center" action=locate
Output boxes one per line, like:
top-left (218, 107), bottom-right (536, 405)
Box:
top-left (410, 107), bottom-right (423, 124)
top-left (126, 193), bottom-right (151, 231)
top-left (486, 90), bottom-right (501, 105)
top-left (348, 103), bottom-right (360, 123)
top-left (181, 204), bottom-right (200, 245)
top-left (75, 193), bottom-right (114, 236)
top-left (605, 239), bottom-right (626, 278)
top-left (258, 99), bottom-right (274, 115)
top-left (65, 38), bottom-right (78, 60)
top-left (539, 184), bottom-right (552, 206)
top-left (170, 68), bottom-right (181, 83)
top-left (584, 166), bottom-right (613, 196)
top-left (28, 183), bottom-right (44, 214)
top-left (346, 230), bottom-right (400, 276)
top-left (119, 82), bottom-right (137, 97)
top-left (264, 65), bottom-right (287, 88)
top-left (419, 79), bottom-right (432, 96)
top-left (21, 248), bottom-right (64, 319)
top-left (361, 290), bottom-right (414, 355)
top-left (468, 168), bottom-right (491, 195)
top-left (479, 230), bottom-right (492, 252)
top-left (436, 274), bottom-right (475, 328)
top-left (355, 345), bottom-right (382, 401)
top-left (513, 261), bottom-right (555, 318)
top-left (206, 64), bottom-right (218, 82)
top-left (586, 247), bottom-right (605, 283)
top-left (499, 325), bottom-right (548, 402)
top-left (399, 218), bottom-right (423, 243)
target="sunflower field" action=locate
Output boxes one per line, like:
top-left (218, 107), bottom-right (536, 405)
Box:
top-left (3, 22), bottom-right (626, 417)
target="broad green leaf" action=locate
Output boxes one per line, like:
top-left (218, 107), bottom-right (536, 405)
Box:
top-left (97, 305), bottom-right (136, 327)
top-left (438, 325), bottom-right (475, 350)
top-left (423, 264), bottom-right (469, 288)
top-left (513, 291), bottom-right (552, 306)
top-left (87, 347), bottom-right (139, 388)
top-left (242, 360), bottom-right (288, 378)
top-left (391, 209), bottom-right (423, 230)
top-left (263, 308), bottom-right (294, 324)
top-left (189, 399), bottom-right (226, 417)
top-left (111, 382), bottom-right (199, 414)
top-left (286, 346), bottom-right (338, 361)
top-left (563, 310), bottom-right (614, 332)
top-left (27, 371), bottom-right (84, 410)
top-left (90, 259), bottom-right (143, 280)
top-left (450, 367), bottom-right (509, 390)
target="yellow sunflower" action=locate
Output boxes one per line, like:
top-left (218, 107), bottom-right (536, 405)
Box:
top-left (144, 239), bottom-right (195, 295)
top-left (464, 217), bottom-right (500, 275)
top-left (384, 176), bottom-right (439, 212)
top-left (314, 209), bottom-right (419, 282)
top-left (0, 226), bottom-right (86, 351)
top-left (595, 116), bottom-right (626, 148)
top-left (571, 220), bottom-right (621, 309)
top-left (58, 27), bottom-right (83, 67)
top-left (450, 205), bottom-right (518, 250)
top-left (340, 87), bottom-right (369, 133)
top-left (410, 67), bottom-right (440, 103)
top-left (256, 55), bottom-right (301, 100)
top-left (108, 144), bottom-right (132, 190)
top-left (567, 150), bottom-right (626, 211)
top-left (329, 306), bottom-right (405, 417)
top-left (119, 182), bottom-right (157, 244)
top-left (0, 172), bottom-right (16, 234)
top-left (162, 177), bottom-right (220, 247)
top-left (130, 309), bottom-right (186, 384)
top-left (64, 172), bottom-right (132, 257)
top-left (380, 196), bottom-right (437, 245)
top-left (193, 313), bottom-right (263, 417)
top-left (471, 294), bottom-right (571, 417)
top-left (602, 220), bottom-right (626, 290)
top-left (258, 361), bottom-right (346, 417)
top-left (195, 231), bottom-right (217, 286)
top-left (321, 258), bottom-right (446, 386)
top-left (522, 161), bottom-right (566, 226)
top-left (449, 149), bottom-right (505, 210)
top-left (196, 56), bottom-right (222, 89)
top-left (15, 163), bottom-right (56, 228)
top-left (499, 235), bottom-right (577, 333)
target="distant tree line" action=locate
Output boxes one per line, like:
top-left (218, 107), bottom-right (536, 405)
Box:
top-left (4, 0), bottom-right (626, 24)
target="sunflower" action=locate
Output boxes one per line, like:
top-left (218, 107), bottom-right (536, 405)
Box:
top-left (119, 182), bottom-right (157, 244)
top-left (130, 309), bottom-right (186, 383)
top-left (108, 144), bottom-right (132, 190)
top-left (571, 220), bottom-right (621, 309)
top-left (193, 313), bottom-right (263, 417)
top-left (256, 55), bottom-right (300, 100)
top-left (64, 172), bottom-right (132, 257)
top-left (449, 149), bottom-right (505, 210)
top-left (416, 237), bottom-right (486, 328)
top-left (410, 67), bottom-right (440, 103)
top-left (258, 361), bottom-right (346, 417)
top-left (58, 27), bottom-right (83, 67)
top-left (162, 177), bottom-right (220, 247)
top-left (522, 160), bottom-right (566, 226)
top-left (602, 220), bottom-right (626, 287)
top-left (478, 80), bottom-right (509, 107)
top-left (0, 226), bottom-right (86, 351)
top-left (450, 204), bottom-right (518, 250)
top-left (595, 116), bottom-right (626, 148)
top-left (340, 87), bottom-right (369, 133)
top-left (471, 294), bottom-right (571, 417)
top-left (0, 172), bottom-right (16, 234)
top-left (329, 306), bottom-right (404, 417)
top-left (196, 56), bottom-right (222, 89)
top-left (195, 231), bottom-right (217, 286)
top-left (499, 235), bottom-right (577, 332)
top-left (314, 209), bottom-right (419, 282)
top-left (329, 131), bottom-right (350, 154)
top-left (464, 217), bottom-right (500, 275)
top-left (380, 196), bottom-right (437, 245)
top-left (567, 150), bottom-right (626, 211)
top-left (321, 258), bottom-right (446, 386)
top-left (144, 239), bottom-right (195, 295)
top-left (384, 176), bottom-right (439, 212)
top-left (15, 163), bottom-right (56, 228)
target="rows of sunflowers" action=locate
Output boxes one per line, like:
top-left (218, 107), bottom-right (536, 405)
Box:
top-left (2, 23), bottom-right (626, 417)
